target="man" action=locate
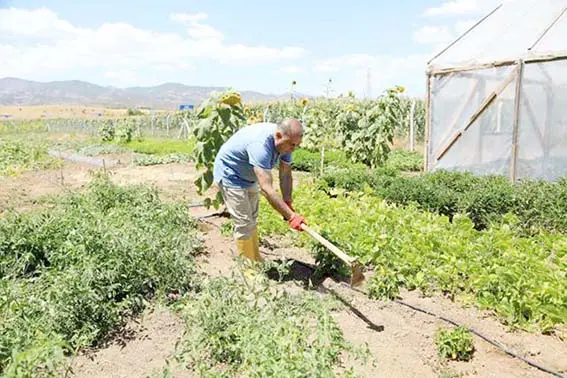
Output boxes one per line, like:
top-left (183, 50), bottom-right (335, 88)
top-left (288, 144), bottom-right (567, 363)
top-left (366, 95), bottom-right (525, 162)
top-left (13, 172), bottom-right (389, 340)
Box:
top-left (213, 118), bottom-right (307, 261)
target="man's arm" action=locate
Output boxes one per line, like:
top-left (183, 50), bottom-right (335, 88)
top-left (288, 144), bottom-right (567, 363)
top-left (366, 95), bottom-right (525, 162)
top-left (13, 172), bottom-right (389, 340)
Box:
top-left (254, 166), bottom-right (294, 220)
top-left (279, 161), bottom-right (293, 203)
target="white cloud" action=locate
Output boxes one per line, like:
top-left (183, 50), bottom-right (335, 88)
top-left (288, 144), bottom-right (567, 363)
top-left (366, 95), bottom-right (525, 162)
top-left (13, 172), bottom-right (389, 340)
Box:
top-left (0, 7), bottom-right (75, 39)
top-left (314, 54), bottom-right (378, 73)
top-left (169, 12), bottom-right (208, 23)
top-left (311, 53), bottom-right (429, 97)
top-left (454, 19), bottom-right (478, 34)
top-left (412, 26), bottom-right (454, 45)
top-left (278, 66), bottom-right (303, 73)
top-left (170, 11), bottom-right (224, 41)
top-left (424, 0), bottom-right (480, 16)
top-left (104, 70), bottom-right (138, 84)
top-left (0, 8), bottom-right (305, 81)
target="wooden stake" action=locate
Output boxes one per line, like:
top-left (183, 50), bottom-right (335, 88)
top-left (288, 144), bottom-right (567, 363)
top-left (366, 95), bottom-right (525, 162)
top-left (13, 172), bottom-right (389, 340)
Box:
top-left (510, 61), bottom-right (524, 182)
top-left (436, 67), bottom-right (518, 161)
top-left (428, 51), bottom-right (567, 76)
top-left (424, 74), bottom-right (431, 172)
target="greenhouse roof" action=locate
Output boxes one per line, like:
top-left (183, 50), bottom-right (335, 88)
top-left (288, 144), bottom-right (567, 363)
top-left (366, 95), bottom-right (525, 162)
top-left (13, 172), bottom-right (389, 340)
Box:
top-left (428, 0), bottom-right (567, 72)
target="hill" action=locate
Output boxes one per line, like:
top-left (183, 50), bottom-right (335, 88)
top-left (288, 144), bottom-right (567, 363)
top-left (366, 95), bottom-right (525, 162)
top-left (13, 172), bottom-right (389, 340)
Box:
top-left (0, 77), bottom-right (300, 109)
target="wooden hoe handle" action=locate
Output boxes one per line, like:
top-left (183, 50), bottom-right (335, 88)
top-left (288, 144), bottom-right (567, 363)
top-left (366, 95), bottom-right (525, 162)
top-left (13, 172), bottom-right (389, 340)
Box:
top-left (300, 224), bottom-right (356, 265)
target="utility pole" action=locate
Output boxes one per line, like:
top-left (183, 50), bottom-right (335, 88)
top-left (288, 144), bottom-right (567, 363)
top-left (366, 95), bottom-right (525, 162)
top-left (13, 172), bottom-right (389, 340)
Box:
top-left (324, 78), bottom-right (333, 98)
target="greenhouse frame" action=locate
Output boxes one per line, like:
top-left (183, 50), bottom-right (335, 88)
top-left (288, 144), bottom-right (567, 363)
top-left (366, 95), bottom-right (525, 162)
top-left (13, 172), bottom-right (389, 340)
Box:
top-left (424, 0), bottom-right (567, 182)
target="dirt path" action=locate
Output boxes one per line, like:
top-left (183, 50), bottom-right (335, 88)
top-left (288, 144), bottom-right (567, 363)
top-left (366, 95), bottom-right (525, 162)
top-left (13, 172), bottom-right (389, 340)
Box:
top-left (3, 160), bottom-right (566, 377)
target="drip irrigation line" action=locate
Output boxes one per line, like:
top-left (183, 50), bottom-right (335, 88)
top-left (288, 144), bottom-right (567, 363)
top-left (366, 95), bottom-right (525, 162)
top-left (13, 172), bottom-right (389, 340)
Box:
top-left (342, 284), bottom-right (565, 378)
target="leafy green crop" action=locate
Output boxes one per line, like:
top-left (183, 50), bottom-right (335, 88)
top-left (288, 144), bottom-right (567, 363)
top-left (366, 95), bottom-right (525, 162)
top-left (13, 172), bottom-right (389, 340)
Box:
top-left (172, 274), bottom-right (371, 377)
top-left (258, 184), bottom-right (567, 333)
top-left (0, 173), bottom-right (202, 377)
top-left (436, 327), bottom-right (475, 361)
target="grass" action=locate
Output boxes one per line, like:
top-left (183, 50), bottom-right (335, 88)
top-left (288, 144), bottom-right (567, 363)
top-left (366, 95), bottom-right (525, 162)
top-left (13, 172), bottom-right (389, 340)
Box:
top-left (122, 137), bottom-right (196, 156)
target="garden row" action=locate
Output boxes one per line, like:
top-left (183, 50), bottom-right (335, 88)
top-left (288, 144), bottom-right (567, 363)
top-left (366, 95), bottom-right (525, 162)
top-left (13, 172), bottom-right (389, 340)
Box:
top-left (0, 174), bottom-right (372, 377)
top-left (258, 183), bottom-right (567, 334)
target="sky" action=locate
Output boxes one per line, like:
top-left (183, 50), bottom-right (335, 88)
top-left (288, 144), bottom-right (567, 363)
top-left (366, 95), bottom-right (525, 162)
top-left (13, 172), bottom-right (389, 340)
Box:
top-left (0, 0), bottom-right (516, 98)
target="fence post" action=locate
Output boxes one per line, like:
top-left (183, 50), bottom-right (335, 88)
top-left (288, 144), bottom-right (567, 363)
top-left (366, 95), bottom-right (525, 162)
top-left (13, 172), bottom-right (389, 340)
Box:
top-left (409, 99), bottom-right (416, 152)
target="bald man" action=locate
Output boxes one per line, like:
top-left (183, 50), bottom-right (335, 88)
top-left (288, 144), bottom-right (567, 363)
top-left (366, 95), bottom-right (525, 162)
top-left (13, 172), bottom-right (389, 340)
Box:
top-left (213, 118), bottom-right (307, 262)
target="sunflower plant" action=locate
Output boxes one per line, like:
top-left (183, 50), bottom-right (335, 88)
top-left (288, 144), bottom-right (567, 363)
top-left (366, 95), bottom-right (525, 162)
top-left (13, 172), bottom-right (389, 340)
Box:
top-left (192, 88), bottom-right (246, 208)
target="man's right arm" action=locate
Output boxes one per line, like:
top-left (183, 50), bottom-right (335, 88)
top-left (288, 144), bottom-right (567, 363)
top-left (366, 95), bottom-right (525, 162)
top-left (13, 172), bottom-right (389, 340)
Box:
top-left (253, 166), bottom-right (295, 221)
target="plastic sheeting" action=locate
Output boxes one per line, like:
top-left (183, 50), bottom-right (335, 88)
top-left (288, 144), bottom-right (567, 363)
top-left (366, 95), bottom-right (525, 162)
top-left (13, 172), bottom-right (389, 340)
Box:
top-left (516, 60), bottom-right (567, 181)
top-left (426, 0), bottom-right (567, 182)
top-left (427, 59), bottom-right (567, 181)
top-left (427, 65), bottom-right (516, 175)
top-left (429, 0), bottom-right (567, 70)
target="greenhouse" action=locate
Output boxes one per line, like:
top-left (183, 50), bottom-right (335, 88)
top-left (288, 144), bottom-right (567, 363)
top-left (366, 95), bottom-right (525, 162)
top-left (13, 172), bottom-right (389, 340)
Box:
top-left (424, 0), bottom-right (567, 182)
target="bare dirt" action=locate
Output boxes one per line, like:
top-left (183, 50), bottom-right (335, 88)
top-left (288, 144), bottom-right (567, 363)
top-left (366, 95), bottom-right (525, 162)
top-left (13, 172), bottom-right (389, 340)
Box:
top-left (2, 157), bottom-right (566, 378)
top-left (0, 105), bottom-right (156, 120)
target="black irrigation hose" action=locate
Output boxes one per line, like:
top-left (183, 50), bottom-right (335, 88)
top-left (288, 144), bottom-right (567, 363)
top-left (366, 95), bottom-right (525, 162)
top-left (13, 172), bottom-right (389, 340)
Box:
top-left (343, 284), bottom-right (565, 378)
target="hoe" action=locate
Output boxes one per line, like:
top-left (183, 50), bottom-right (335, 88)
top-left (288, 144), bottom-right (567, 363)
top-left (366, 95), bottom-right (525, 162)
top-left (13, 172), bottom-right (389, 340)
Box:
top-left (300, 224), bottom-right (365, 287)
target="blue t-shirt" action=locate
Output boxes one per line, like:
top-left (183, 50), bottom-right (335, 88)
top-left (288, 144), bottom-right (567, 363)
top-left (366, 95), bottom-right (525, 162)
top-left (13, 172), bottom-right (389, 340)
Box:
top-left (213, 123), bottom-right (292, 188)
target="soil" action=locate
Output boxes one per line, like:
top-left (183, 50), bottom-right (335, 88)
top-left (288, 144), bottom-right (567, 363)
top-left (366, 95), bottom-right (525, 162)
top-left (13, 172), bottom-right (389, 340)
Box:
top-left (2, 153), bottom-right (566, 378)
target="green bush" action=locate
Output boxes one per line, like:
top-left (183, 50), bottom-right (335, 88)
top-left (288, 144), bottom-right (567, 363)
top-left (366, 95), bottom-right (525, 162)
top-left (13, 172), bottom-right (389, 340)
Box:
top-left (0, 173), bottom-right (202, 376)
top-left (291, 148), bottom-right (365, 173)
top-left (320, 167), bottom-right (567, 234)
top-left (384, 149), bottom-right (423, 171)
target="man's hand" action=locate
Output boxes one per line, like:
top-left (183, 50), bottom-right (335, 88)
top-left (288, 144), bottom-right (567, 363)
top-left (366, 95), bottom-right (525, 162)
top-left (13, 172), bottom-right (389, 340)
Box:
top-left (288, 213), bottom-right (306, 231)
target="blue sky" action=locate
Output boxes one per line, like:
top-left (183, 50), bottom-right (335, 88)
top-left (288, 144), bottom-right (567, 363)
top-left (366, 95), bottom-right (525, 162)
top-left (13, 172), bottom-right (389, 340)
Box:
top-left (0, 0), bottom-right (505, 97)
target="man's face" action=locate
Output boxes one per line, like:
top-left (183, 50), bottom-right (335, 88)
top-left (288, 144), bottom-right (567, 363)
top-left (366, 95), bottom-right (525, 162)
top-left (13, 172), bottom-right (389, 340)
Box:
top-left (275, 131), bottom-right (302, 154)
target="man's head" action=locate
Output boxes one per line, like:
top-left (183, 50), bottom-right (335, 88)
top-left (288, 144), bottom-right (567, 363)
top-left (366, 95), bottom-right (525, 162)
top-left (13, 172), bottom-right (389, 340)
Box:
top-left (274, 118), bottom-right (303, 154)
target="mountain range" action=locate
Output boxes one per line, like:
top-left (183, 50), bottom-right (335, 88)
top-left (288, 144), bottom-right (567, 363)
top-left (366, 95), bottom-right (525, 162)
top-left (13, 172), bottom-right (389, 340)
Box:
top-left (0, 77), bottom-right (302, 109)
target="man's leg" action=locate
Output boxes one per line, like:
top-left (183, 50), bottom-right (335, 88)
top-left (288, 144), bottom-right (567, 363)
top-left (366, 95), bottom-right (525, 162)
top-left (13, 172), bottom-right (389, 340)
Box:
top-left (218, 182), bottom-right (259, 261)
top-left (247, 184), bottom-right (261, 261)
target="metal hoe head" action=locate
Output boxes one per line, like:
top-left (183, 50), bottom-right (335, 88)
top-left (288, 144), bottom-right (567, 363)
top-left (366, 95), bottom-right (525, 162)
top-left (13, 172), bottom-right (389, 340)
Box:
top-left (349, 261), bottom-right (365, 287)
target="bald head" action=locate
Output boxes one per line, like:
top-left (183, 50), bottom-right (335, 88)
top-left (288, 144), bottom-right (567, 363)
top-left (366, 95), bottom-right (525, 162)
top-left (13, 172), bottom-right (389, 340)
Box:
top-left (274, 118), bottom-right (303, 154)
top-left (277, 118), bottom-right (304, 138)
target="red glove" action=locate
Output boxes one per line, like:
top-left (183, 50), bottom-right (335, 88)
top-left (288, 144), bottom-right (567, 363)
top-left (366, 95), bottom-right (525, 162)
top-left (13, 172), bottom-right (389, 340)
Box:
top-left (288, 214), bottom-right (306, 231)
top-left (284, 200), bottom-right (294, 212)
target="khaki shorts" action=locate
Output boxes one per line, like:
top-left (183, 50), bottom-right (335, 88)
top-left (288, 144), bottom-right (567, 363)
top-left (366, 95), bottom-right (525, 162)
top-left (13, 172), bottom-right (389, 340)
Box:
top-left (217, 181), bottom-right (259, 239)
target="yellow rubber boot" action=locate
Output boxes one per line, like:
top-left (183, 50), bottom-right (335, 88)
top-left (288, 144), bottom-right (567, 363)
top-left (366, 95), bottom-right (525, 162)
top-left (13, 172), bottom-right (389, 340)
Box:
top-left (236, 236), bottom-right (258, 280)
top-left (236, 237), bottom-right (257, 261)
top-left (250, 227), bottom-right (262, 262)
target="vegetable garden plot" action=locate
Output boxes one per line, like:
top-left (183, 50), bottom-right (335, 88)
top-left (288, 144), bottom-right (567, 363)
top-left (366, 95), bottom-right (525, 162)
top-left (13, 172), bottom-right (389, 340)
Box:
top-left (258, 183), bottom-right (567, 334)
top-left (0, 173), bottom-right (202, 377)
